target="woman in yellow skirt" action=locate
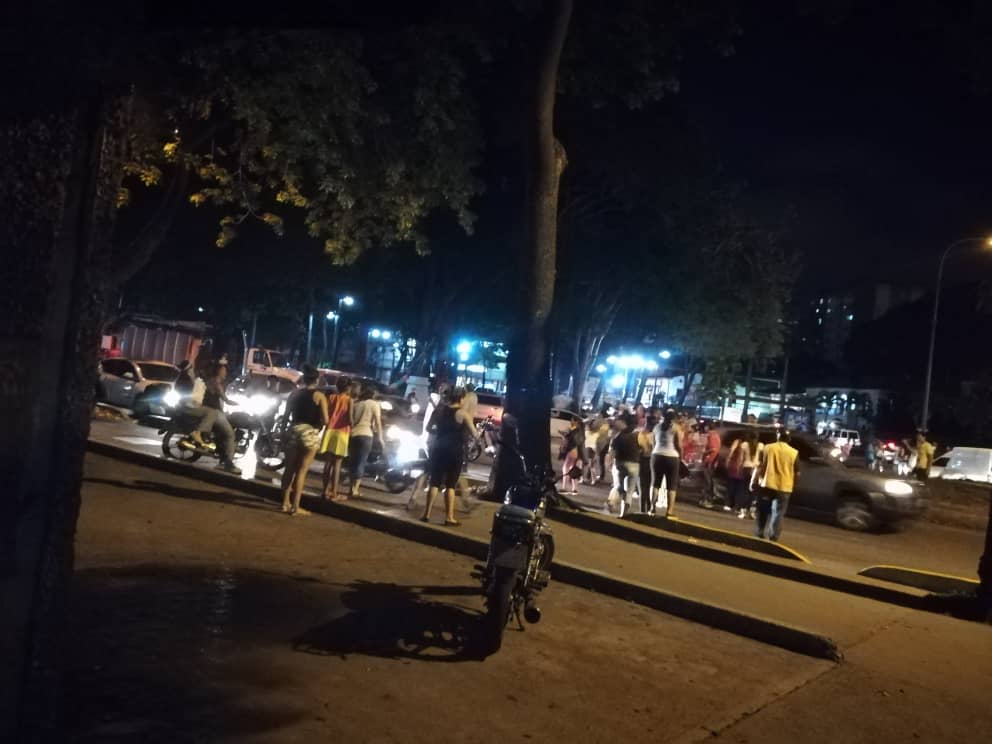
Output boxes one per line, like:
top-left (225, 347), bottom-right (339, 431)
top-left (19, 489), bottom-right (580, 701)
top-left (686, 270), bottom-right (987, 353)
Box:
top-left (321, 379), bottom-right (356, 501)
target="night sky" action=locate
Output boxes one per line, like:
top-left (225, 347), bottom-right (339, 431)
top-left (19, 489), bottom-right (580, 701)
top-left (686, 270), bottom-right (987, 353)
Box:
top-left (679, 2), bottom-right (992, 292)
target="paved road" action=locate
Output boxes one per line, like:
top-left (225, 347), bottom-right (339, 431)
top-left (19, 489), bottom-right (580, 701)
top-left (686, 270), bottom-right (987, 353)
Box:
top-left (73, 454), bottom-right (992, 743)
top-left (90, 418), bottom-right (985, 579)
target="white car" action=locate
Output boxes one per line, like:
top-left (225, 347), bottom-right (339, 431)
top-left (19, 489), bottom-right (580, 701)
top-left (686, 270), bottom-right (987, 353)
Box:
top-left (929, 447), bottom-right (992, 483)
top-left (97, 358), bottom-right (180, 413)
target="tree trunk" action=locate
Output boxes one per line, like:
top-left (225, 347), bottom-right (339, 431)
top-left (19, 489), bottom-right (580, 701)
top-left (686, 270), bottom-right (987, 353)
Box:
top-left (676, 356), bottom-right (700, 406)
top-left (495, 0), bottom-right (573, 497)
top-left (741, 357), bottom-right (754, 418)
top-left (1, 90), bottom-right (126, 739)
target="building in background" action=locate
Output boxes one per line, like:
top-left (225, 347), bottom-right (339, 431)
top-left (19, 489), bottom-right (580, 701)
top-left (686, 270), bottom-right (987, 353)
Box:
top-left (800, 283), bottom-right (924, 365)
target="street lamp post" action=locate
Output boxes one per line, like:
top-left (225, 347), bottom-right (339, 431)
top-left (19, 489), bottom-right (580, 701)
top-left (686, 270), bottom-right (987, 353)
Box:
top-left (921, 237), bottom-right (992, 431)
top-left (329, 295), bottom-right (355, 368)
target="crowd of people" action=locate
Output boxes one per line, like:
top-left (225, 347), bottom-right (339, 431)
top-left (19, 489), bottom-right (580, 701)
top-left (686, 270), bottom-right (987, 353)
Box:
top-left (558, 404), bottom-right (799, 541)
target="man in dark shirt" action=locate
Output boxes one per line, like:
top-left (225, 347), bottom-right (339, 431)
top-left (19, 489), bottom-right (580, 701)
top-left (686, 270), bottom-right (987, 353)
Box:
top-left (609, 414), bottom-right (641, 518)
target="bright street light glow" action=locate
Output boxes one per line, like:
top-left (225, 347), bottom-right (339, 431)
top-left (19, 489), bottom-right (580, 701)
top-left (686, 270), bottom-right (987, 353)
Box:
top-left (595, 364), bottom-right (607, 373)
top-left (326, 311), bottom-right (338, 320)
top-left (606, 355), bottom-right (618, 364)
top-left (370, 328), bottom-right (381, 338)
top-left (610, 374), bottom-right (626, 388)
top-left (645, 360), bottom-right (658, 370)
top-left (659, 350), bottom-right (672, 360)
top-left (382, 331), bottom-right (392, 340)
top-left (197, 306), bottom-right (204, 313)
top-left (456, 340), bottom-right (472, 355)
top-left (459, 353), bottom-right (470, 362)
top-left (341, 296), bottom-right (355, 306)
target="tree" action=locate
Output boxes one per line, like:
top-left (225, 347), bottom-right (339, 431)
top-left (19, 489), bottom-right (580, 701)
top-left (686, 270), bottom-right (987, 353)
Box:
top-left (1, 16), bottom-right (487, 737)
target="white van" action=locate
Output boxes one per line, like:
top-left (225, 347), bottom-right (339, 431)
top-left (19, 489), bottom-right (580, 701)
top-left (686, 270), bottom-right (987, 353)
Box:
top-left (929, 447), bottom-right (992, 483)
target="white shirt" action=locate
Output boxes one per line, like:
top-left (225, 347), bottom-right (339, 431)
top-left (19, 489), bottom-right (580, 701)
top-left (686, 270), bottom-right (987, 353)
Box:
top-left (186, 377), bottom-right (206, 407)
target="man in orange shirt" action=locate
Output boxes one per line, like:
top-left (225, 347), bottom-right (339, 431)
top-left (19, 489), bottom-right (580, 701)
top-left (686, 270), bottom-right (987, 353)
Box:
top-left (699, 422), bottom-right (723, 508)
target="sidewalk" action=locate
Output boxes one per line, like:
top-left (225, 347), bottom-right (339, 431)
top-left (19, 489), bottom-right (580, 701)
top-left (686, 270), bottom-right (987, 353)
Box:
top-left (86, 444), bottom-right (983, 659)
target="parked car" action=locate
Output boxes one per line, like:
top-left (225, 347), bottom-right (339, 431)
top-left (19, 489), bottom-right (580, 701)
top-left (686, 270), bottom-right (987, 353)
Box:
top-left (929, 447), bottom-right (992, 483)
top-left (97, 358), bottom-right (180, 414)
top-left (710, 425), bottom-right (928, 531)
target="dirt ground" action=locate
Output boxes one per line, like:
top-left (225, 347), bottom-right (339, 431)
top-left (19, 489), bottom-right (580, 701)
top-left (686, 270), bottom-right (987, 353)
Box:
top-left (68, 455), bottom-right (830, 743)
top-left (925, 479), bottom-right (991, 530)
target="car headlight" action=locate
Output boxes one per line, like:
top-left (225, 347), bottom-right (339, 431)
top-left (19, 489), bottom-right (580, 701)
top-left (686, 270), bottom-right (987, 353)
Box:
top-left (246, 394), bottom-right (277, 416)
top-left (163, 389), bottom-right (181, 408)
top-left (830, 447), bottom-right (842, 458)
top-left (884, 480), bottom-right (913, 496)
top-left (410, 403), bottom-right (420, 414)
top-left (380, 400), bottom-right (393, 411)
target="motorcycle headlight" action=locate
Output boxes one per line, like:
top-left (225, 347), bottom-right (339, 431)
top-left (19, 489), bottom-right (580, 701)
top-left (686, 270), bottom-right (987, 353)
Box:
top-left (884, 480), bottom-right (913, 496)
top-left (410, 403), bottom-right (420, 414)
top-left (163, 389), bottom-right (181, 408)
top-left (380, 400), bottom-right (393, 411)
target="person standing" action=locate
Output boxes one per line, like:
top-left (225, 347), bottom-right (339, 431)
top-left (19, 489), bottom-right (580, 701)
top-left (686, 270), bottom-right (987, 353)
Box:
top-left (727, 431), bottom-right (763, 519)
top-left (700, 422), bottom-right (723, 507)
top-left (753, 429), bottom-right (798, 541)
top-left (422, 388), bottom-right (477, 525)
top-left (348, 385), bottom-right (384, 498)
top-left (608, 414), bottom-right (640, 518)
top-left (582, 418), bottom-right (600, 484)
top-left (320, 379), bottom-right (354, 501)
top-left (462, 383), bottom-right (479, 422)
top-left (911, 431), bottom-right (935, 481)
top-left (637, 414), bottom-right (656, 513)
top-left (651, 409), bottom-right (682, 518)
top-left (280, 366), bottom-right (328, 515)
top-left (560, 417), bottom-right (585, 495)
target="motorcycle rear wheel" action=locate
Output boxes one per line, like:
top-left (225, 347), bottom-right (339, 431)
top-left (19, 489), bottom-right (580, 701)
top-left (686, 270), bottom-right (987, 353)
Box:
top-left (254, 434), bottom-right (285, 470)
top-left (384, 472), bottom-right (411, 494)
top-left (481, 567), bottom-right (516, 655)
top-left (162, 431), bottom-right (202, 462)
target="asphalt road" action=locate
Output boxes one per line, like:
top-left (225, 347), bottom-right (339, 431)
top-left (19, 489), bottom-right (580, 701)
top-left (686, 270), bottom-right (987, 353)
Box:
top-left (89, 417), bottom-right (985, 580)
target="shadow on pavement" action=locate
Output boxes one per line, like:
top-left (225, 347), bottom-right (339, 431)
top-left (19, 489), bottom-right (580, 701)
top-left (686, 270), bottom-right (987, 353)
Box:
top-left (83, 476), bottom-right (275, 512)
top-left (293, 581), bottom-right (487, 663)
top-left (66, 564), bottom-right (316, 742)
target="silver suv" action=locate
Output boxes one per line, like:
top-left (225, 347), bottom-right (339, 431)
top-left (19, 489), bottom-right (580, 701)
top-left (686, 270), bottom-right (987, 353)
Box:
top-left (711, 426), bottom-right (928, 532)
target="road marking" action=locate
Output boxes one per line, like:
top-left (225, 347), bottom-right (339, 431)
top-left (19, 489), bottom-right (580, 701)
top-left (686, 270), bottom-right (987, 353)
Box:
top-left (663, 516), bottom-right (812, 564)
top-left (113, 436), bottom-right (163, 447)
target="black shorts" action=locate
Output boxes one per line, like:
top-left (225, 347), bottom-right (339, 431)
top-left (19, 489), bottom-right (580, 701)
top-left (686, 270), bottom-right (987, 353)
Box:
top-left (651, 454), bottom-right (681, 490)
top-left (429, 448), bottom-right (462, 489)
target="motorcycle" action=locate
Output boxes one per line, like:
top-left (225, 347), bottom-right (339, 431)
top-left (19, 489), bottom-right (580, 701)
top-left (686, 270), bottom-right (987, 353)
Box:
top-left (159, 408), bottom-right (256, 463)
top-left (476, 465), bottom-right (558, 654)
top-left (339, 424), bottom-right (427, 494)
top-left (466, 416), bottom-right (498, 462)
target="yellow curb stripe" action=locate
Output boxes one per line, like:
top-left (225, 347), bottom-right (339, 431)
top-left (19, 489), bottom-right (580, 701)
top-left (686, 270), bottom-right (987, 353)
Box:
top-left (859, 565), bottom-right (979, 585)
top-left (662, 516), bottom-right (812, 564)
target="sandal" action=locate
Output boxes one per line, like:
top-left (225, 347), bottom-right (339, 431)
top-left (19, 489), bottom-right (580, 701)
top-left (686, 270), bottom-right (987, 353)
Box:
top-left (281, 503), bottom-right (292, 513)
top-left (419, 516), bottom-right (430, 523)
top-left (444, 519), bottom-right (461, 527)
top-left (290, 506), bottom-right (311, 516)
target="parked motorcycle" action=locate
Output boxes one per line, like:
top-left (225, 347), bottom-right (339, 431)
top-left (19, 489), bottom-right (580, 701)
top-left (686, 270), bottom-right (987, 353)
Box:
top-left (476, 465), bottom-right (558, 654)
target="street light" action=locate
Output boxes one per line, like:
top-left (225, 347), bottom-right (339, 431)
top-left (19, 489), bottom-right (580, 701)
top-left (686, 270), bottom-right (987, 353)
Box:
top-left (921, 236), bottom-right (992, 430)
top-left (330, 295), bottom-right (356, 368)
top-left (659, 349), bottom-right (672, 360)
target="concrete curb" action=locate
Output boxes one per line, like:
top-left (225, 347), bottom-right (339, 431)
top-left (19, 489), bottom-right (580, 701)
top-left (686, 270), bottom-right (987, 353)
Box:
top-left (548, 506), bottom-right (929, 611)
top-left (626, 512), bottom-right (809, 562)
top-left (86, 439), bottom-right (841, 660)
top-left (859, 565), bottom-right (979, 595)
